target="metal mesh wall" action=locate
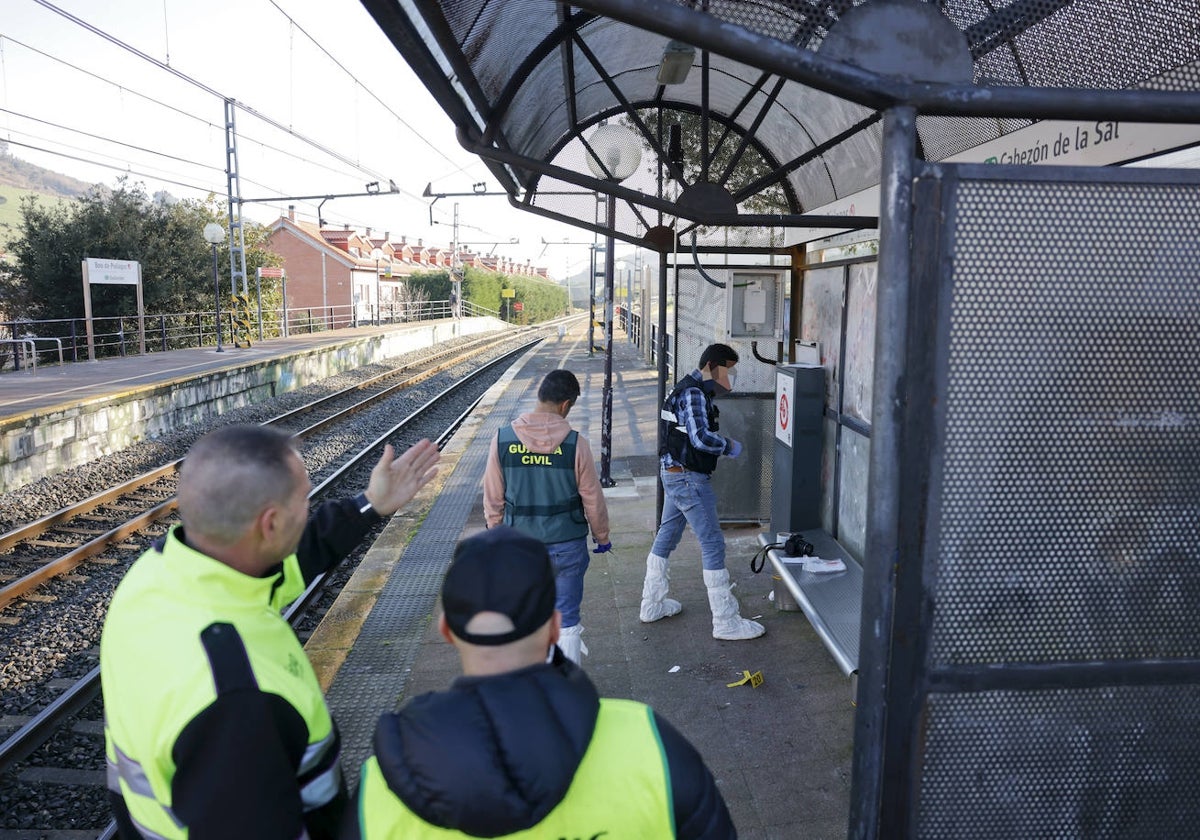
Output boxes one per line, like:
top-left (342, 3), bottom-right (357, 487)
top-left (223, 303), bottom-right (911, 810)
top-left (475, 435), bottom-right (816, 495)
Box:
top-left (930, 174), bottom-right (1200, 666)
top-left (920, 685), bottom-right (1200, 839)
top-left (894, 163), bottom-right (1200, 837)
top-left (878, 160), bottom-right (1200, 835)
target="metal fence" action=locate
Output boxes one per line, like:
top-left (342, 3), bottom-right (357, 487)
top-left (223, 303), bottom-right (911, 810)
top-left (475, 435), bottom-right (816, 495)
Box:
top-left (0, 299), bottom-right (498, 372)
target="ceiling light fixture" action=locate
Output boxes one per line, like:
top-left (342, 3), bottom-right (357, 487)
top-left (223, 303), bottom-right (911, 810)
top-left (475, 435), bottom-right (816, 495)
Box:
top-left (657, 40), bottom-right (695, 85)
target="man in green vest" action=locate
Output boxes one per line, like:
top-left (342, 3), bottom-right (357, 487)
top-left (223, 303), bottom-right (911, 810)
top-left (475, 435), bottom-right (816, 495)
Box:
top-left (482, 369), bottom-right (610, 664)
top-left (101, 424), bottom-right (440, 840)
top-left (351, 526), bottom-right (736, 839)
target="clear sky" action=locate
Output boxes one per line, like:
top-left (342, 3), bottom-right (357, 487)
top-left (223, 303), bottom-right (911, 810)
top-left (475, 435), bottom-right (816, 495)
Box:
top-left (0, 0), bottom-right (598, 278)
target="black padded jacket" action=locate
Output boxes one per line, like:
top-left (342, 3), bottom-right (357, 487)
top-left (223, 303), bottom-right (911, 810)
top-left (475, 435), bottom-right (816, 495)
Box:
top-left (345, 649), bottom-right (736, 839)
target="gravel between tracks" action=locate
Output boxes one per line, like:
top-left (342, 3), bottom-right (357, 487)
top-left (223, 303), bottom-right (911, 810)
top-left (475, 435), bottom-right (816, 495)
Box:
top-left (0, 329), bottom-right (535, 833)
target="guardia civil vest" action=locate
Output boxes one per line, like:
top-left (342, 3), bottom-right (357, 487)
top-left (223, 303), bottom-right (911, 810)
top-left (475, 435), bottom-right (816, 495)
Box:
top-left (497, 425), bottom-right (588, 544)
top-left (101, 527), bottom-right (340, 839)
top-left (660, 373), bottom-right (721, 474)
top-left (358, 698), bottom-right (674, 839)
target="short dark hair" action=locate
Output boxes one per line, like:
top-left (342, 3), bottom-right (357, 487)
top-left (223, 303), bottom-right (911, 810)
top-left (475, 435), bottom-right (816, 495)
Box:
top-left (698, 343), bottom-right (739, 371)
top-left (178, 425), bottom-right (302, 543)
top-left (538, 369), bottom-right (581, 404)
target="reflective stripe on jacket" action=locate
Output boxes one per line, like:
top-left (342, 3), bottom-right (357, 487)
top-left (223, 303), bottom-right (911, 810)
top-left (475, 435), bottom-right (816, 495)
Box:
top-left (357, 697), bottom-right (674, 839)
top-left (497, 425), bottom-right (588, 544)
top-left (101, 526), bottom-right (339, 839)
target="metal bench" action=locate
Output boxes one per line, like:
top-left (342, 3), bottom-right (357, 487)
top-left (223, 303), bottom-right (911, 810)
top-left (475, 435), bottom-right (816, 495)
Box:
top-left (759, 530), bottom-right (862, 676)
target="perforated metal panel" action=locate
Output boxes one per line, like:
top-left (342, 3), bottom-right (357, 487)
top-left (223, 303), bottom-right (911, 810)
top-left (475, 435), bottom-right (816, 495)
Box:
top-left (920, 685), bottom-right (1200, 839)
top-left (932, 175), bottom-right (1200, 667)
top-left (883, 163), bottom-right (1200, 837)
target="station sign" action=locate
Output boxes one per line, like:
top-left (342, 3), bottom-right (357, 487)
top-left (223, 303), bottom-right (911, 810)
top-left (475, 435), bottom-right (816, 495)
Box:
top-left (794, 120), bottom-right (1200, 246)
top-left (81, 258), bottom-right (145, 360)
top-left (84, 258), bottom-right (139, 285)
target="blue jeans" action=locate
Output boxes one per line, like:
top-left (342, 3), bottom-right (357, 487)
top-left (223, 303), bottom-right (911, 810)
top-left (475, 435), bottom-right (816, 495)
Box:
top-left (547, 537), bottom-right (589, 627)
top-left (651, 468), bottom-right (726, 571)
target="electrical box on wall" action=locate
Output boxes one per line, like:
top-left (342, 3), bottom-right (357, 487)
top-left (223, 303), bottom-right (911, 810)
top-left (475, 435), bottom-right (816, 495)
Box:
top-left (725, 270), bottom-right (784, 339)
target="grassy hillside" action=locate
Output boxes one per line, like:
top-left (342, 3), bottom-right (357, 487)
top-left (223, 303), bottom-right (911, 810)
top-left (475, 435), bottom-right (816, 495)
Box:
top-left (0, 147), bottom-right (93, 249)
top-left (0, 184), bottom-right (75, 248)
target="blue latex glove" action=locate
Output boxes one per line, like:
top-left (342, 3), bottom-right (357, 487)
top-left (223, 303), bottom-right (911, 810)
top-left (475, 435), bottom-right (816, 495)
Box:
top-left (727, 438), bottom-right (743, 458)
top-left (592, 542), bottom-right (613, 554)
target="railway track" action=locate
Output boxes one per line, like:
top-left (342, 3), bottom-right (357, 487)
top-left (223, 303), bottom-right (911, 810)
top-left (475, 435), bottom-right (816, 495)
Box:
top-left (0, 328), bottom-right (536, 612)
top-left (0, 327), bottom-right (556, 836)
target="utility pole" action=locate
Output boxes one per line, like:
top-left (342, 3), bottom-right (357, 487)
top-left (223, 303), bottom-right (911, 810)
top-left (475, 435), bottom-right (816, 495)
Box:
top-left (451, 203), bottom-right (462, 318)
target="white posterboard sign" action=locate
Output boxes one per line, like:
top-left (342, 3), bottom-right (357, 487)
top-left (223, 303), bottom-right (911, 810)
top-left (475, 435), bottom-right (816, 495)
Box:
top-left (795, 120), bottom-right (1200, 247)
top-left (775, 370), bottom-right (794, 447)
top-left (81, 258), bottom-right (144, 361)
top-left (85, 258), bottom-right (139, 284)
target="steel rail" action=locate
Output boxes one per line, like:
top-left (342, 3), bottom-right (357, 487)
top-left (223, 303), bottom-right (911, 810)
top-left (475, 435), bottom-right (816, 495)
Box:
top-left (0, 336), bottom-right (540, 786)
top-left (0, 327), bottom-right (539, 554)
top-left (0, 330), bottom-right (550, 609)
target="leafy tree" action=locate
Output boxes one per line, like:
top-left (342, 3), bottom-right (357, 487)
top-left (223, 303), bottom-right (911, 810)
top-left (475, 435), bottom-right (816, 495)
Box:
top-left (405, 270), bottom-right (452, 303)
top-left (2, 178), bottom-right (280, 325)
top-left (624, 109), bottom-right (790, 215)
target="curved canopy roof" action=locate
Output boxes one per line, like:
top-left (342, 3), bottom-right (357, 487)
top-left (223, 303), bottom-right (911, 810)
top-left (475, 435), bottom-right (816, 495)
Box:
top-left (361, 0), bottom-right (1200, 249)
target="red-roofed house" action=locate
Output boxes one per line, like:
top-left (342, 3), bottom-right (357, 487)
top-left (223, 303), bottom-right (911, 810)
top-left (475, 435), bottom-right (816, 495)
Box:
top-left (266, 212), bottom-right (412, 325)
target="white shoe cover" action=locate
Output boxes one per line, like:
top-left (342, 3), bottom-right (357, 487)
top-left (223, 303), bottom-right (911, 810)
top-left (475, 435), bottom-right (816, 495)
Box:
top-left (640, 554), bottom-right (683, 623)
top-left (704, 568), bottom-right (765, 640)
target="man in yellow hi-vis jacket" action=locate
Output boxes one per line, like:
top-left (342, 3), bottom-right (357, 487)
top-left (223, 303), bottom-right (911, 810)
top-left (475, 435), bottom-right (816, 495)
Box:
top-left (350, 527), bottom-right (736, 839)
top-left (101, 424), bottom-right (439, 840)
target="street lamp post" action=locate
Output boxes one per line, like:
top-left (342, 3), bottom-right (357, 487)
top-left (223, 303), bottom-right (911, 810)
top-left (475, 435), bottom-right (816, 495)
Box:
top-left (371, 247), bottom-right (383, 326)
top-left (588, 243), bottom-right (597, 355)
top-left (616, 259), bottom-right (629, 336)
top-left (202, 223), bottom-right (226, 353)
top-left (585, 123), bottom-right (642, 487)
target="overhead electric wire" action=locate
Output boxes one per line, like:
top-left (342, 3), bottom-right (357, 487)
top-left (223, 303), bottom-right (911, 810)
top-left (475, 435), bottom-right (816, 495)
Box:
top-left (6, 1), bottom-right (516, 252)
top-left (3, 128), bottom-right (214, 185)
top-left (1, 138), bottom-right (218, 196)
top-left (32, 0), bottom-right (392, 184)
top-left (2, 130), bottom-right (301, 205)
top-left (0, 34), bottom-right (390, 190)
top-left (0, 107), bottom-right (226, 175)
top-left (1, 34), bottom-right (214, 129)
top-left (2, 127), bottom-right (361, 213)
top-left (265, 0), bottom-right (470, 178)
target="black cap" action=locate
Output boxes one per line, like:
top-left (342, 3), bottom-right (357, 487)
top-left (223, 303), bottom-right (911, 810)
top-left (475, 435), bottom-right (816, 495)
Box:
top-left (441, 527), bottom-right (557, 646)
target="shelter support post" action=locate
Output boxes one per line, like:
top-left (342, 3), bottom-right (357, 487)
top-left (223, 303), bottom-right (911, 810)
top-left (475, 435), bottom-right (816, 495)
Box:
top-left (849, 104), bottom-right (917, 840)
top-left (600, 194), bottom-right (617, 487)
top-left (588, 246), bottom-right (597, 356)
top-left (656, 248), bottom-right (669, 525)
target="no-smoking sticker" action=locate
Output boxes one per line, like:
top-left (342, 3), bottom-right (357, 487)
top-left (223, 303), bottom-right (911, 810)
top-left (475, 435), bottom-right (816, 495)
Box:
top-left (775, 371), bottom-right (794, 446)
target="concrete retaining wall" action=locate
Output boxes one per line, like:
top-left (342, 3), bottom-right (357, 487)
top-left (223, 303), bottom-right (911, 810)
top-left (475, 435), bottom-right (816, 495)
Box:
top-left (0, 318), bottom-right (504, 494)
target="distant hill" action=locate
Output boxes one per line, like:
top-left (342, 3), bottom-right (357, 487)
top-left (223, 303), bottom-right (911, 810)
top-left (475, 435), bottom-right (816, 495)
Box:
top-left (0, 144), bottom-right (95, 249)
top-left (0, 143), bottom-right (94, 197)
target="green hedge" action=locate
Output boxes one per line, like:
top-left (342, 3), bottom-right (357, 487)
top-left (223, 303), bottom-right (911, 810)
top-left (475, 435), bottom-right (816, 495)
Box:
top-left (407, 268), bottom-right (568, 323)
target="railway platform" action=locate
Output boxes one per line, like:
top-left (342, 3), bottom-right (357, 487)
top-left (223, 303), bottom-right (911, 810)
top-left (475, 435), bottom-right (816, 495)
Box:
top-left (315, 321), bottom-right (855, 840)
top-left (0, 315), bottom-right (855, 838)
top-left (0, 316), bottom-right (503, 494)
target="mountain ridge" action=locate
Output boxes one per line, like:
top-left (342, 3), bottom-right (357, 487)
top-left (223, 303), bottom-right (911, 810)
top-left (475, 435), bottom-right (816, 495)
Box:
top-left (0, 143), bottom-right (95, 197)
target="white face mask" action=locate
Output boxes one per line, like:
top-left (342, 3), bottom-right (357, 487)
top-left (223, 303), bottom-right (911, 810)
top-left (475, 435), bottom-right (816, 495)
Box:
top-left (726, 368), bottom-right (738, 391)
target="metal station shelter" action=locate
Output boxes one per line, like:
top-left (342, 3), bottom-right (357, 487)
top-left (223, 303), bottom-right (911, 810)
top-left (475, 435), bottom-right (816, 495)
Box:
top-left (358, 1), bottom-right (1200, 836)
